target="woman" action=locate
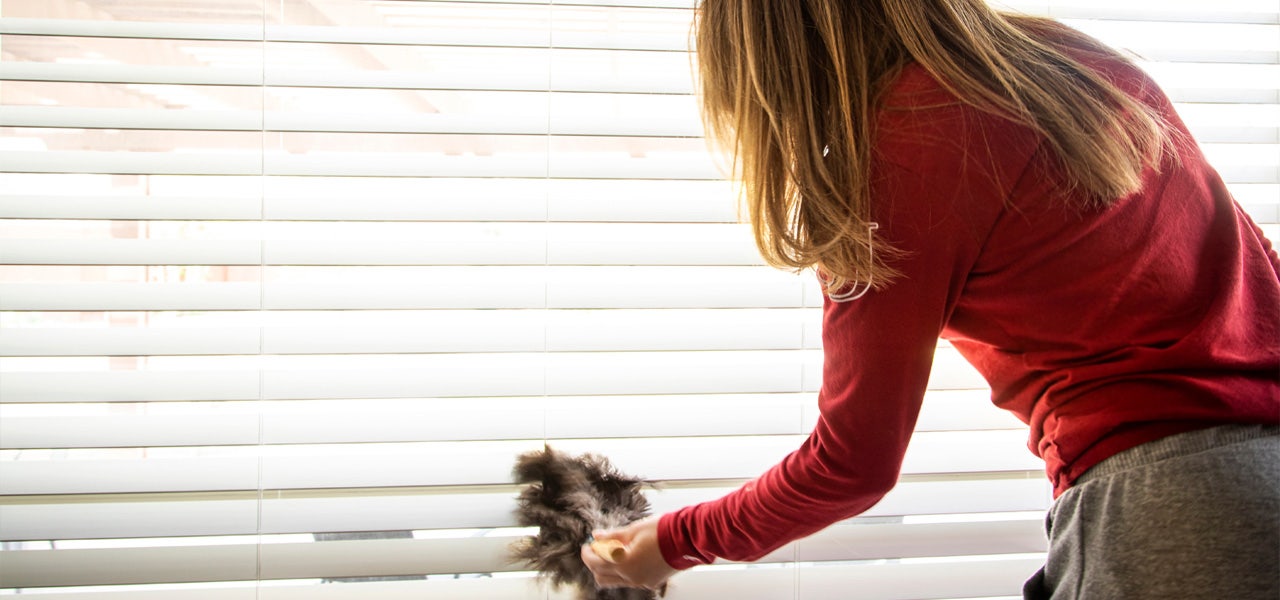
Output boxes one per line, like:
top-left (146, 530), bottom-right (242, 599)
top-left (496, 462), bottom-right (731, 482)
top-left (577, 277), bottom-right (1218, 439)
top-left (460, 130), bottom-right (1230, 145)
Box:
top-left (582, 1), bottom-right (1280, 598)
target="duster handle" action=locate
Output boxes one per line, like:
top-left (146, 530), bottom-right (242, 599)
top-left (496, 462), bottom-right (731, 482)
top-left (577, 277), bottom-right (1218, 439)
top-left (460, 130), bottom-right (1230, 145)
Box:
top-left (590, 539), bottom-right (628, 563)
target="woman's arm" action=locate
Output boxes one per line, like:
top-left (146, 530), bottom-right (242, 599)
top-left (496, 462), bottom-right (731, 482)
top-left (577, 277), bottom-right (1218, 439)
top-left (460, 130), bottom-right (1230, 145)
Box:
top-left (654, 101), bottom-right (1042, 570)
top-left (584, 81), bottom-right (1042, 586)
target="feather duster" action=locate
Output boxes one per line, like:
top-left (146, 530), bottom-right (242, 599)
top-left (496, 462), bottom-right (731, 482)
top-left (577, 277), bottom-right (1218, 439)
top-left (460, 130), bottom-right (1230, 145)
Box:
top-left (512, 446), bottom-right (666, 600)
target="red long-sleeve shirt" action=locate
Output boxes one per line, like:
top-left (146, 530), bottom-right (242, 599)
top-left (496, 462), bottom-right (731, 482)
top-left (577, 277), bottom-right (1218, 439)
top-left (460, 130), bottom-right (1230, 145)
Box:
top-left (659, 48), bottom-right (1280, 569)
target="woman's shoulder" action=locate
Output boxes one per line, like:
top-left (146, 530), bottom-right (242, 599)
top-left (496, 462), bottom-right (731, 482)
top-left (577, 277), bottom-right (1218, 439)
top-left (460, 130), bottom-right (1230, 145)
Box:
top-left (880, 62), bottom-right (957, 109)
top-left (875, 63), bottom-right (1042, 177)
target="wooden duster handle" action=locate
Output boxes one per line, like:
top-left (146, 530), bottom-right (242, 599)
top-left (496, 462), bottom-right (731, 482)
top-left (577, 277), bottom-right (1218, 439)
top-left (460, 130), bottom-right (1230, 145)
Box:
top-left (590, 539), bottom-right (627, 563)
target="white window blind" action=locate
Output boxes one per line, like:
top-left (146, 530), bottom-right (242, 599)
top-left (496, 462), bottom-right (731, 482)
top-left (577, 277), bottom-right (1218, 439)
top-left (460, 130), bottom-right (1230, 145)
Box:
top-left (0, 0), bottom-right (1275, 598)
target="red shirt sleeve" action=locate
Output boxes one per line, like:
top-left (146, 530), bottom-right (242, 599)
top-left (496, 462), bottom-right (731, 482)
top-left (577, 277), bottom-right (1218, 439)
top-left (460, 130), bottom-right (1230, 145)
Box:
top-left (658, 72), bottom-right (1042, 568)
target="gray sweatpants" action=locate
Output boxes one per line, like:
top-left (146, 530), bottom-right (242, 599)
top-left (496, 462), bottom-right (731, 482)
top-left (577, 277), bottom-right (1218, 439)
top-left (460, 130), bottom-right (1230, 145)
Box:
top-left (1023, 424), bottom-right (1280, 600)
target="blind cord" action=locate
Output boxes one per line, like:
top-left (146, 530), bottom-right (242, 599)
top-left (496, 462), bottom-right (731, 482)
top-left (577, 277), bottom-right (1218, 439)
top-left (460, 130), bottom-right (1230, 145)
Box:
top-left (542, 0), bottom-right (555, 449)
top-left (253, 3), bottom-right (273, 596)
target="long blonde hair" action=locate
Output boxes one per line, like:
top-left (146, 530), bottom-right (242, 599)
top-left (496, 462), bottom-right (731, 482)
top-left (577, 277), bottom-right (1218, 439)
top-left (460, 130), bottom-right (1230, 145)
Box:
top-left (694, 0), bottom-right (1172, 294)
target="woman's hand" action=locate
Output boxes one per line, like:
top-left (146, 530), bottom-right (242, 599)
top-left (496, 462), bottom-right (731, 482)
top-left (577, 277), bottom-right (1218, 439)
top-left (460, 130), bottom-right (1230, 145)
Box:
top-left (580, 515), bottom-right (679, 591)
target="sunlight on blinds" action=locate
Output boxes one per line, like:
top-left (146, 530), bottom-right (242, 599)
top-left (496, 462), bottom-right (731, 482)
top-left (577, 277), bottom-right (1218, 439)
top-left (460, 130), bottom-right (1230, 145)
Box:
top-left (1, 0), bottom-right (1276, 598)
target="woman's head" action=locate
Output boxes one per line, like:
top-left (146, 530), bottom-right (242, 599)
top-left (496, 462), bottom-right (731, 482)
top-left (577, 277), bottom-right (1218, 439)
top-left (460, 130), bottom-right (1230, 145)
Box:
top-left (694, 0), bottom-right (1171, 295)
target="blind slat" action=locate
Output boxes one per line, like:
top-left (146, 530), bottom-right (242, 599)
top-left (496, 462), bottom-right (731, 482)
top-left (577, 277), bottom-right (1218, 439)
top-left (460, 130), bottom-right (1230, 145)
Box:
top-left (2, 389), bottom-right (1017, 449)
top-left (8, 104), bottom-right (1279, 143)
top-left (0, 63), bottom-right (696, 94)
top-left (0, 18), bottom-right (696, 52)
top-left (0, 308), bottom-right (820, 357)
top-left (0, 347), bottom-right (986, 403)
top-left (1, 267), bottom-right (814, 311)
top-left (7, 16), bottom-right (1276, 52)
top-left (0, 559), bottom-right (1045, 600)
top-left (0, 429), bottom-right (1038, 496)
top-left (0, 178), bottom-right (739, 222)
top-left (0, 518), bottom-right (1044, 588)
top-left (0, 105), bottom-right (703, 137)
top-left (0, 233), bottom-right (763, 267)
top-left (0, 150), bottom-right (725, 180)
top-left (4, 183), bottom-right (1270, 223)
top-left (1, 474), bottom-right (1049, 541)
top-left (998, 0), bottom-right (1279, 24)
top-left (5, 61), bottom-right (1278, 97)
top-left (3, 148), bottom-right (1270, 181)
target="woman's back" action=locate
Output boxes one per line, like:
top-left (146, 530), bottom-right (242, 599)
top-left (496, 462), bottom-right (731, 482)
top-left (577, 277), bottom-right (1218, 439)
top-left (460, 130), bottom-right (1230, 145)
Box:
top-left (866, 54), bottom-right (1280, 492)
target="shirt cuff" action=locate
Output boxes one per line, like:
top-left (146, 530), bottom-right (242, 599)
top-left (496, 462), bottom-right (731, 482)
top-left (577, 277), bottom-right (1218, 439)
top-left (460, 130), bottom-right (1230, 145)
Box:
top-left (657, 508), bottom-right (714, 570)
